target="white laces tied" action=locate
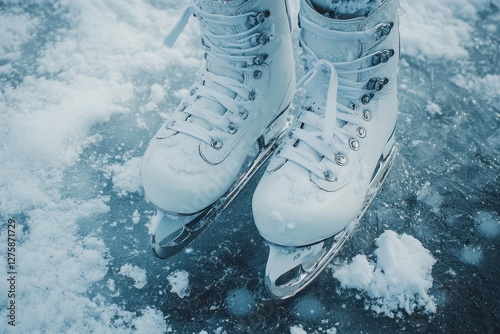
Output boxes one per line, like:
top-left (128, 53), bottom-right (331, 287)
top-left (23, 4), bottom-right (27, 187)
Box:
top-left (161, 1), bottom-right (268, 146)
top-left (296, 59), bottom-right (340, 146)
top-left (282, 59), bottom-right (351, 179)
top-left (164, 7), bottom-right (193, 47)
top-left (279, 13), bottom-right (394, 180)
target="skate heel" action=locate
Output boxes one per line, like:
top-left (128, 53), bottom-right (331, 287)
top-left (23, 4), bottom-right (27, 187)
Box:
top-left (265, 230), bottom-right (351, 299)
top-left (150, 209), bottom-right (207, 259)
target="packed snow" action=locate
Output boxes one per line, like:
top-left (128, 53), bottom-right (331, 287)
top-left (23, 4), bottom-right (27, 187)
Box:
top-left (289, 324), bottom-right (337, 334)
top-left (104, 157), bottom-right (143, 197)
top-left (290, 325), bottom-right (308, 334)
top-left (333, 230), bottom-right (437, 318)
top-left (0, 0), bottom-right (498, 333)
top-left (119, 264), bottom-right (148, 289)
top-left (167, 269), bottom-right (190, 298)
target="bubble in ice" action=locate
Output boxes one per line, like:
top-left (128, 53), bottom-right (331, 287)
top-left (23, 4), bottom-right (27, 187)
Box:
top-left (475, 211), bottom-right (499, 238)
top-left (225, 288), bottom-right (255, 316)
top-left (293, 296), bottom-right (327, 321)
top-left (460, 246), bottom-right (483, 265)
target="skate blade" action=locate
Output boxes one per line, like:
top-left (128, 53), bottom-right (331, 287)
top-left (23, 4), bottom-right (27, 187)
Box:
top-left (150, 108), bottom-right (292, 259)
top-left (265, 141), bottom-right (398, 299)
top-left (150, 209), bottom-right (210, 259)
top-left (265, 230), bottom-right (350, 299)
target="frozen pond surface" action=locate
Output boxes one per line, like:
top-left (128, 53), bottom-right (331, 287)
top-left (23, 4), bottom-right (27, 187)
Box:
top-left (0, 0), bottom-right (499, 333)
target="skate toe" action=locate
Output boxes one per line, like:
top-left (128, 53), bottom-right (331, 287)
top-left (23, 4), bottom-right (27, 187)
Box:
top-left (142, 135), bottom-right (234, 214)
top-left (252, 165), bottom-right (359, 247)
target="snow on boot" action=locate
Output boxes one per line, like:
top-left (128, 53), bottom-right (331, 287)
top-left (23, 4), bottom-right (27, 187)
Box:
top-left (252, 0), bottom-right (400, 299)
top-left (143, 0), bottom-right (295, 259)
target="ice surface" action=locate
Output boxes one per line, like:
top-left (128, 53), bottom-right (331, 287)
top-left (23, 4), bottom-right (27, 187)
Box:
top-left (225, 288), bottom-right (255, 316)
top-left (293, 296), bottom-right (327, 321)
top-left (460, 246), bottom-right (484, 265)
top-left (0, 0), bottom-right (498, 333)
top-left (475, 210), bottom-right (500, 238)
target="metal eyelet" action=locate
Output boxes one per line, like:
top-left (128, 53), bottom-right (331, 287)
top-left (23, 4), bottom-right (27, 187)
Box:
top-left (239, 108), bottom-right (248, 119)
top-left (227, 122), bottom-right (238, 134)
top-left (362, 110), bottom-right (372, 122)
top-left (189, 88), bottom-right (196, 96)
top-left (361, 93), bottom-right (374, 105)
top-left (376, 22), bottom-right (393, 39)
top-left (256, 12), bottom-right (266, 23)
top-left (248, 11), bottom-right (270, 27)
top-left (357, 127), bottom-right (366, 138)
top-left (253, 70), bottom-right (262, 79)
top-left (371, 49), bottom-right (394, 66)
top-left (371, 52), bottom-right (382, 66)
top-left (253, 54), bottom-right (268, 66)
top-left (335, 154), bottom-right (347, 166)
top-left (367, 78), bottom-right (388, 91)
top-left (211, 139), bottom-right (223, 150)
top-left (383, 50), bottom-right (395, 62)
top-left (256, 10), bottom-right (270, 23)
top-left (257, 33), bottom-right (269, 45)
top-left (349, 138), bottom-right (360, 151)
top-left (323, 170), bottom-right (336, 182)
top-left (248, 91), bottom-right (256, 101)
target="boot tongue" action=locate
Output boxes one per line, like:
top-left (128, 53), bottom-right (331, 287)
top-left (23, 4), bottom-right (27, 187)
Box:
top-left (294, 0), bottom-right (365, 166)
top-left (194, 0), bottom-right (247, 17)
top-left (301, 0), bottom-right (365, 64)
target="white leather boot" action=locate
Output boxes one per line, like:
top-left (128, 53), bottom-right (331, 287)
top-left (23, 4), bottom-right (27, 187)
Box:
top-left (142, 0), bottom-right (295, 258)
top-left (253, 0), bottom-right (400, 299)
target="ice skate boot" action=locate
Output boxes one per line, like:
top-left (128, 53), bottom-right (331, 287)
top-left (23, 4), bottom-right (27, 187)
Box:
top-left (142, 0), bottom-right (295, 259)
top-left (252, 0), bottom-right (400, 299)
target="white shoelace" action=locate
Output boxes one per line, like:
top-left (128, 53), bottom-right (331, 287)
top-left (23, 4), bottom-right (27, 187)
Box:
top-left (163, 2), bottom-right (270, 148)
top-left (278, 14), bottom-right (394, 181)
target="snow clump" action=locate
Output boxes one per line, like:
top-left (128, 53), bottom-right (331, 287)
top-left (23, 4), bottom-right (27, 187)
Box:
top-left (167, 270), bottom-right (190, 298)
top-left (333, 230), bottom-right (437, 318)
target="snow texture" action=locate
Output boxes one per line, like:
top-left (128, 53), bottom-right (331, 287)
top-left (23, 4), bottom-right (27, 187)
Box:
top-left (290, 325), bottom-right (309, 334)
top-left (167, 270), bottom-right (190, 298)
top-left (119, 264), bottom-right (147, 289)
top-left (333, 231), bottom-right (437, 318)
top-left (104, 157), bottom-right (143, 197)
top-left (0, 0), bottom-right (498, 333)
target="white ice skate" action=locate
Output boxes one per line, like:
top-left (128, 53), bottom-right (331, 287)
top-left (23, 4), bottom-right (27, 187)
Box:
top-left (252, 0), bottom-right (400, 299)
top-left (142, 0), bottom-right (295, 259)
